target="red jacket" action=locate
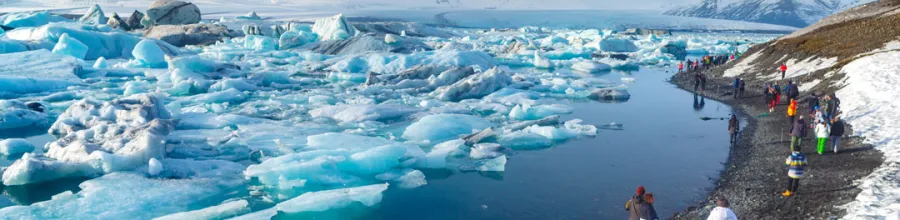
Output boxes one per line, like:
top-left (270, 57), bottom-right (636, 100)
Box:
top-left (780, 64), bottom-right (787, 72)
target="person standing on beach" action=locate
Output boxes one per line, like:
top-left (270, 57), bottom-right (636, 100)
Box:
top-left (815, 121), bottom-right (830, 155)
top-left (783, 150), bottom-right (807, 197)
top-left (790, 116), bottom-right (806, 151)
top-left (780, 63), bottom-right (788, 80)
top-left (830, 117), bottom-right (845, 154)
top-left (732, 77), bottom-right (741, 99)
top-left (641, 193), bottom-right (659, 220)
top-left (787, 98), bottom-right (798, 128)
top-left (738, 78), bottom-right (746, 98)
top-left (626, 186), bottom-right (647, 220)
top-left (707, 198), bottom-right (738, 220)
top-left (729, 115), bottom-right (740, 144)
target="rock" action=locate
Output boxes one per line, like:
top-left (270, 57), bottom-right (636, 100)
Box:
top-left (588, 87), bottom-right (631, 101)
top-left (79, 4), bottom-right (108, 25)
top-left (146, 0), bottom-right (201, 25)
top-left (126, 10), bottom-right (145, 30)
top-left (140, 12), bottom-right (154, 27)
top-left (107, 13), bottom-right (129, 30)
top-left (144, 24), bottom-right (243, 47)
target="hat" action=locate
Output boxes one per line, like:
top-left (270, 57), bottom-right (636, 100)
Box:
top-left (636, 186), bottom-right (646, 195)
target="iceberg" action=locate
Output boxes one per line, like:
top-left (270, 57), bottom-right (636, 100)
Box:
top-left (79, 4), bottom-right (108, 25)
top-left (2, 94), bottom-right (175, 185)
top-left (589, 37), bottom-right (638, 52)
top-left (237, 11), bottom-right (262, 20)
top-left (276, 183), bottom-right (389, 214)
top-left (327, 50), bottom-right (496, 75)
top-left (431, 67), bottom-right (512, 101)
top-left (154, 200), bottom-right (249, 220)
top-left (376, 169), bottom-right (427, 189)
top-left (476, 155), bottom-right (507, 172)
top-left (51, 33), bottom-right (89, 59)
top-left (93, 57), bottom-right (109, 68)
top-left (589, 86), bottom-right (632, 101)
top-left (0, 138), bottom-right (36, 155)
top-left (243, 35), bottom-right (278, 51)
top-left (4, 23), bottom-right (161, 59)
top-left (308, 104), bottom-right (418, 123)
top-left (415, 139), bottom-right (465, 168)
top-left (571, 60), bottom-right (612, 73)
top-left (279, 30), bottom-right (318, 49)
top-left (0, 50), bottom-right (82, 95)
top-left (533, 51), bottom-right (552, 69)
top-left (508, 104), bottom-right (574, 120)
top-left (402, 114), bottom-right (493, 143)
top-left (312, 14), bottom-right (359, 41)
top-left (0, 100), bottom-right (51, 130)
top-left (0, 11), bottom-right (68, 28)
top-left (148, 158), bottom-right (163, 176)
top-left (498, 131), bottom-right (553, 150)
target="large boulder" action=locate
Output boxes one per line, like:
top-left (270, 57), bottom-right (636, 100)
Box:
top-left (146, 0), bottom-right (201, 25)
top-left (107, 13), bottom-right (129, 30)
top-left (126, 10), bottom-right (145, 30)
top-left (144, 24), bottom-right (242, 47)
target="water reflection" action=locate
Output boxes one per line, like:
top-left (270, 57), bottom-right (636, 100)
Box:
top-left (693, 93), bottom-right (706, 111)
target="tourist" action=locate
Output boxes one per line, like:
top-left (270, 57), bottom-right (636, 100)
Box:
top-left (625, 186), bottom-right (647, 220)
top-left (733, 77), bottom-right (741, 98)
top-left (815, 121), bottom-right (830, 155)
top-left (787, 81), bottom-right (800, 101)
top-left (706, 198), bottom-right (738, 220)
top-left (783, 149), bottom-right (807, 197)
top-left (767, 87), bottom-right (777, 112)
top-left (738, 78), bottom-right (745, 98)
top-left (773, 82), bottom-right (782, 105)
top-left (729, 114), bottom-right (740, 144)
top-left (830, 117), bottom-right (845, 154)
top-left (806, 93), bottom-right (819, 119)
top-left (822, 95), bottom-right (835, 123)
top-left (787, 98), bottom-right (798, 128)
top-left (790, 116), bottom-right (806, 151)
top-left (780, 63), bottom-right (787, 80)
top-left (679, 62), bottom-right (684, 73)
top-left (641, 193), bottom-right (659, 220)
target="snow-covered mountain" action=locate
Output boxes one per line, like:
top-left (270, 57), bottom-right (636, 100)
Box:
top-left (665, 0), bottom-right (870, 27)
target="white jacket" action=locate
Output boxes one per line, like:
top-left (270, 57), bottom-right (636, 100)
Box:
top-left (815, 123), bottom-right (829, 138)
top-left (707, 207), bottom-right (738, 220)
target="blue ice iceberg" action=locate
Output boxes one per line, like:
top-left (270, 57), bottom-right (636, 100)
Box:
top-left (132, 39), bottom-right (168, 68)
top-left (312, 14), bottom-right (358, 41)
top-left (0, 50), bottom-right (82, 95)
top-left (402, 114), bottom-right (493, 143)
top-left (0, 11), bottom-right (68, 28)
top-left (0, 138), bottom-right (36, 155)
top-left (51, 33), bottom-right (89, 59)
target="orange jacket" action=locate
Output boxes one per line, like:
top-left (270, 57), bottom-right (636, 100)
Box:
top-left (787, 100), bottom-right (798, 116)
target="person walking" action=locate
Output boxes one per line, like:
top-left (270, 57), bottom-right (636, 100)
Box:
top-left (787, 98), bottom-right (798, 127)
top-left (625, 186), bottom-right (647, 220)
top-left (780, 63), bottom-right (788, 80)
top-left (679, 62), bottom-right (684, 73)
top-left (738, 78), bottom-right (746, 98)
top-left (815, 121), bottom-right (830, 155)
top-left (729, 115), bottom-right (740, 144)
top-left (773, 82), bottom-right (782, 104)
top-left (806, 93), bottom-right (819, 119)
top-left (790, 116), bottom-right (806, 151)
top-left (640, 193), bottom-right (659, 220)
top-left (783, 150), bottom-right (808, 197)
top-left (824, 95), bottom-right (837, 124)
top-left (830, 117), bottom-right (845, 154)
top-left (707, 198), bottom-right (738, 220)
top-left (767, 87), bottom-right (777, 112)
top-left (732, 77), bottom-right (741, 99)
top-left (787, 81), bottom-right (800, 101)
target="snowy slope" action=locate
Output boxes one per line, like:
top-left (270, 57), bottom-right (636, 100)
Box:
top-left (836, 49), bottom-right (900, 219)
top-left (665, 0), bottom-right (871, 27)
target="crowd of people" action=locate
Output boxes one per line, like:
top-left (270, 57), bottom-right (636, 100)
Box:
top-left (631, 57), bottom-right (847, 220)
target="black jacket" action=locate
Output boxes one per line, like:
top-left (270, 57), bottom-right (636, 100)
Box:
top-left (831, 120), bottom-right (845, 137)
top-left (791, 119), bottom-right (807, 137)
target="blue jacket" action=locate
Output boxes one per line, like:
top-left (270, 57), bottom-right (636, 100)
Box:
top-left (733, 78), bottom-right (740, 88)
top-left (786, 152), bottom-right (808, 178)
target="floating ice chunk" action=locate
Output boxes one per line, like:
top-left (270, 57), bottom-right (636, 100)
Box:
top-left (312, 14), bottom-right (359, 41)
top-left (184, 88), bottom-right (248, 104)
top-left (51, 33), bottom-right (89, 59)
top-left (476, 155), bottom-right (506, 172)
top-left (415, 139), bottom-right (465, 168)
top-left (237, 11), bottom-right (262, 20)
top-left (563, 119), bottom-right (598, 136)
top-left (3, 94), bottom-right (175, 185)
top-left (309, 104), bottom-right (418, 123)
top-left (385, 33), bottom-right (400, 44)
top-left (589, 86), bottom-right (631, 101)
top-left (308, 95), bottom-right (336, 105)
top-left (93, 57), bottom-right (109, 68)
top-left (469, 143), bottom-right (503, 160)
top-left (208, 79), bottom-right (259, 92)
top-left (0, 11), bottom-right (68, 28)
top-left (0, 138), bottom-right (35, 155)
top-left (376, 169), bottom-right (427, 189)
top-left (244, 35), bottom-right (277, 51)
top-left (0, 100), bottom-right (51, 129)
top-left (588, 37), bottom-right (638, 52)
top-left (0, 50), bottom-right (82, 95)
top-left (328, 50), bottom-right (495, 74)
top-left (402, 114), bottom-right (493, 143)
top-left (431, 67), bottom-right (512, 101)
top-left (0, 172), bottom-right (245, 219)
top-left (79, 4), bottom-right (108, 25)
top-left (276, 183), bottom-right (389, 213)
top-left (340, 144), bottom-right (408, 174)
top-left (279, 30), bottom-right (318, 49)
top-left (154, 200), bottom-right (250, 220)
top-left (508, 104), bottom-right (574, 120)
top-left (148, 158), bottom-right (163, 176)
top-left (538, 35), bottom-right (568, 47)
top-left (526, 125), bottom-right (576, 141)
top-left (571, 60), bottom-right (612, 73)
top-left (533, 51), bottom-right (552, 69)
top-left (228, 207), bottom-right (277, 220)
top-left (498, 130), bottom-right (552, 150)
top-left (133, 39), bottom-right (168, 68)
top-left (4, 23), bottom-right (171, 59)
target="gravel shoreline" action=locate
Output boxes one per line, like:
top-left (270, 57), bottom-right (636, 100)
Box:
top-left (669, 70), bottom-right (883, 220)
